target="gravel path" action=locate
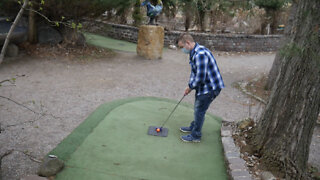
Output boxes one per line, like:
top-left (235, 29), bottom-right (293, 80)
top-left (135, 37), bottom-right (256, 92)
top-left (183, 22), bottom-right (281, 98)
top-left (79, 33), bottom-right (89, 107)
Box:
top-left (0, 50), bottom-right (319, 179)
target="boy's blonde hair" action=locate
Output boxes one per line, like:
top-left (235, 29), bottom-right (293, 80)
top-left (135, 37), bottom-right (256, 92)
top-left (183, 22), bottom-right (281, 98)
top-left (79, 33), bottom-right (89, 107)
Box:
top-left (176, 33), bottom-right (194, 44)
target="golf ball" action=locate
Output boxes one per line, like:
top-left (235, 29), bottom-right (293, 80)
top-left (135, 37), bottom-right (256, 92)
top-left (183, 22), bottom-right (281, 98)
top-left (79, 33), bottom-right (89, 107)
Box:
top-left (156, 128), bottom-right (161, 132)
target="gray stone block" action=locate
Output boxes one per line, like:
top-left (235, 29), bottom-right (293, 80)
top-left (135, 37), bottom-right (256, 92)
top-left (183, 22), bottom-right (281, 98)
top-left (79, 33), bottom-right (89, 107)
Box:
top-left (221, 129), bottom-right (232, 137)
top-left (221, 124), bottom-right (232, 130)
top-left (226, 151), bottom-right (240, 159)
top-left (228, 158), bottom-right (246, 165)
top-left (229, 162), bottom-right (247, 170)
top-left (222, 137), bottom-right (234, 144)
top-left (231, 169), bottom-right (251, 178)
top-left (223, 143), bottom-right (238, 153)
top-left (233, 176), bottom-right (253, 180)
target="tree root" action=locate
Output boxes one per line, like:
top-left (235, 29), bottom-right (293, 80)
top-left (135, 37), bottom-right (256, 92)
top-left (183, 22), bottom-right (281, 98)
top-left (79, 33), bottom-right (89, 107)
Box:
top-left (0, 149), bottom-right (42, 164)
top-left (0, 150), bottom-right (14, 160)
top-left (238, 126), bottom-right (313, 180)
top-left (0, 95), bottom-right (39, 114)
top-left (0, 96), bottom-right (63, 130)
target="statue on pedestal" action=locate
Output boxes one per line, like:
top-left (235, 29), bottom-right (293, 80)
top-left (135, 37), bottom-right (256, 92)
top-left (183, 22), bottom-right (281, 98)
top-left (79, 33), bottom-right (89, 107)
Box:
top-left (141, 0), bottom-right (163, 25)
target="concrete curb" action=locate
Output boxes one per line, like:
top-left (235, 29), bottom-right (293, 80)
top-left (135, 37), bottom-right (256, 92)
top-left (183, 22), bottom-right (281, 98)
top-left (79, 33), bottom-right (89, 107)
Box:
top-left (221, 122), bottom-right (255, 180)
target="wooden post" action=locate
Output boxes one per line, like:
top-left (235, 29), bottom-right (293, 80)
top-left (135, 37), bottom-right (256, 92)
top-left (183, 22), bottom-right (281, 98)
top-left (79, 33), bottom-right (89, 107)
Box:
top-left (28, 5), bottom-right (37, 43)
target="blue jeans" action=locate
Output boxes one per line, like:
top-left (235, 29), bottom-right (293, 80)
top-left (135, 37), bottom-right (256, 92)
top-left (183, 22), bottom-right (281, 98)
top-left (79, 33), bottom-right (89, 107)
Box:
top-left (189, 89), bottom-right (221, 138)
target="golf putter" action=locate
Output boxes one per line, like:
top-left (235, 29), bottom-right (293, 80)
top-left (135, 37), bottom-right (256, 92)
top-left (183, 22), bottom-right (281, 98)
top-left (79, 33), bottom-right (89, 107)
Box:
top-left (147, 95), bottom-right (186, 137)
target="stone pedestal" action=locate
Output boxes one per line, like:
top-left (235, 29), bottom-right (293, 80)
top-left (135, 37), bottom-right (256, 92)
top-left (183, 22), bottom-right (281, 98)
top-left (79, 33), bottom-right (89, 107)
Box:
top-left (137, 25), bottom-right (164, 60)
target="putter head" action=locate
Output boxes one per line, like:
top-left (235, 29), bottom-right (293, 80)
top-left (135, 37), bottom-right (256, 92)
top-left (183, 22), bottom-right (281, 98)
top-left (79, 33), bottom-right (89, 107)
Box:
top-left (147, 126), bottom-right (168, 137)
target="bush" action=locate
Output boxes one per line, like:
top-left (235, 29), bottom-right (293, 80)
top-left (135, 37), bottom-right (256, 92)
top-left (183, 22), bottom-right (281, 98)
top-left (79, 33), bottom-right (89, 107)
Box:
top-left (0, 0), bottom-right (116, 21)
top-left (254, 0), bottom-right (286, 11)
top-left (132, 0), bottom-right (143, 26)
top-left (42, 0), bottom-right (110, 21)
top-left (0, 0), bottom-right (20, 16)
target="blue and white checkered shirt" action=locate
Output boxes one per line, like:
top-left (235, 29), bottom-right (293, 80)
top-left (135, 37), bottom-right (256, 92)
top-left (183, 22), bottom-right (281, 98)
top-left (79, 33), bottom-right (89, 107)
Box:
top-left (188, 43), bottom-right (224, 96)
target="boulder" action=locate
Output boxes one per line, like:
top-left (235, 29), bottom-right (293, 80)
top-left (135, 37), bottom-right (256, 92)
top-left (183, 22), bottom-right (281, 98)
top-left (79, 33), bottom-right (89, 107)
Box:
top-left (6, 43), bottom-right (19, 57)
top-left (168, 44), bottom-right (177, 50)
top-left (137, 25), bottom-right (164, 60)
top-left (0, 20), bottom-right (27, 45)
top-left (38, 156), bottom-right (64, 177)
top-left (20, 175), bottom-right (47, 180)
top-left (38, 26), bottom-right (62, 44)
top-left (237, 118), bottom-right (254, 130)
top-left (261, 171), bottom-right (276, 180)
top-left (61, 28), bottom-right (86, 46)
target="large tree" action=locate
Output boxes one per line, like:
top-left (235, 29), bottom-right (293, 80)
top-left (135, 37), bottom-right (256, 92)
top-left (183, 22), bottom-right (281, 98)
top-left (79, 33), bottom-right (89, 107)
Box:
top-left (265, 1), bottom-right (296, 90)
top-left (249, 0), bottom-right (320, 179)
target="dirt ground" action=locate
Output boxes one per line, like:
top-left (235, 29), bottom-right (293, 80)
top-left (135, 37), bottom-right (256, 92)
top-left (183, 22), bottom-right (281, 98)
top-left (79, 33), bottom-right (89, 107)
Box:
top-left (0, 49), bottom-right (319, 180)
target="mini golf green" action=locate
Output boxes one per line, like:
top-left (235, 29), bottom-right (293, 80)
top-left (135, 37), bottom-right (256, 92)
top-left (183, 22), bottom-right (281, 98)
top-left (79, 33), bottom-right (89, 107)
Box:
top-left (50, 97), bottom-right (228, 180)
top-left (84, 33), bottom-right (137, 53)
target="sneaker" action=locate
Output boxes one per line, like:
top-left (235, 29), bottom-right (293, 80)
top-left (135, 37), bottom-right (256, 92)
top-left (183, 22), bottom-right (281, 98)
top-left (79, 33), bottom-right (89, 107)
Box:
top-left (180, 126), bottom-right (192, 133)
top-left (180, 134), bottom-right (201, 143)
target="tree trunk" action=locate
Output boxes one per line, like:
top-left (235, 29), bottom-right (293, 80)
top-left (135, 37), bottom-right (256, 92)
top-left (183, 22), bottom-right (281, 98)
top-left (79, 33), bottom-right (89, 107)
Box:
top-left (202, 11), bottom-right (211, 32)
top-left (265, 52), bottom-right (283, 90)
top-left (28, 5), bottom-right (37, 44)
top-left (0, 0), bottom-right (28, 64)
top-left (183, 1), bottom-right (194, 31)
top-left (184, 8), bottom-right (192, 31)
top-left (252, 0), bottom-right (320, 179)
top-left (265, 4), bottom-right (298, 90)
top-left (268, 10), bottom-right (279, 34)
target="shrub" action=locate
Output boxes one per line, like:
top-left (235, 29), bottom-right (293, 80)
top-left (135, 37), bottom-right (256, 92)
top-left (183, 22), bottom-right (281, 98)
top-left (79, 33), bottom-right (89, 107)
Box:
top-left (254, 0), bottom-right (286, 11)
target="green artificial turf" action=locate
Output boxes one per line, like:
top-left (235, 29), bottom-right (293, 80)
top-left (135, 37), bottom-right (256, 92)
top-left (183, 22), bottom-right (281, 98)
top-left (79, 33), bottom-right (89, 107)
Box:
top-left (84, 33), bottom-right (137, 53)
top-left (51, 97), bottom-right (228, 180)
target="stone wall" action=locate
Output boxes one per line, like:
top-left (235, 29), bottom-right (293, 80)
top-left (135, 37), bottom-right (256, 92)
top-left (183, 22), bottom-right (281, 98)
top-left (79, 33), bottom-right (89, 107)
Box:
top-left (84, 20), bottom-right (283, 52)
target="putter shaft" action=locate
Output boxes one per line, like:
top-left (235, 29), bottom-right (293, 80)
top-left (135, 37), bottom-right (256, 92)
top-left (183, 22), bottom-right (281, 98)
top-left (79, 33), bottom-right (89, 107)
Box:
top-left (160, 95), bottom-right (185, 128)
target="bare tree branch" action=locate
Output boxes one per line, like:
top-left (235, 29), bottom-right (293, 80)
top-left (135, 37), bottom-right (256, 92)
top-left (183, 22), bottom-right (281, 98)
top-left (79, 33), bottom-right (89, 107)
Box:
top-left (0, 79), bottom-right (13, 85)
top-left (0, 95), bottom-right (39, 114)
top-left (0, 95), bottom-right (63, 130)
top-left (0, 149), bottom-right (41, 163)
top-left (25, 8), bottom-right (81, 29)
top-left (16, 150), bottom-right (42, 163)
top-left (0, 149), bottom-right (14, 160)
top-left (0, 0), bottom-right (29, 64)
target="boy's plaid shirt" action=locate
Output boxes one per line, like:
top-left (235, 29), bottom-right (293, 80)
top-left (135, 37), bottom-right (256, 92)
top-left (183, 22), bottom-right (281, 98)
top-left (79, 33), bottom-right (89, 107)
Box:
top-left (188, 43), bottom-right (225, 96)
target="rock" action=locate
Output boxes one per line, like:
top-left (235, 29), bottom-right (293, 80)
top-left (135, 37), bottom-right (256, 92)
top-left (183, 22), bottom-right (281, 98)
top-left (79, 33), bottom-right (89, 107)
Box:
top-left (240, 140), bottom-right (247, 146)
top-left (168, 44), bottom-right (177, 50)
top-left (38, 156), bottom-right (64, 177)
top-left (20, 175), bottom-right (47, 180)
top-left (137, 25), bottom-right (164, 60)
top-left (223, 29), bottom-right (231, 33)
top-left (17, 17), bottom-right (28, 28)
top-left (61, 28), bottom-right (86, 46)
top-left (237, 118), bottom-right (254, 130)
top-left (6, 43), bottom-right (19, 57)
top-left (221, 129), bottom-right (232, 137)
top-left (38, 26), bottom-right (63, 44)
top-left (0, 20), bottom-right (27, 45)
top-left (260, 171), bottom-right (276, 180)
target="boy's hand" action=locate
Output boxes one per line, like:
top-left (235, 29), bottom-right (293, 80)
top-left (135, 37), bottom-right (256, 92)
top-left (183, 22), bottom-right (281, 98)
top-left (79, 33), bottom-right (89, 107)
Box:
top-left (184, 87), bottom-right (192, 96)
